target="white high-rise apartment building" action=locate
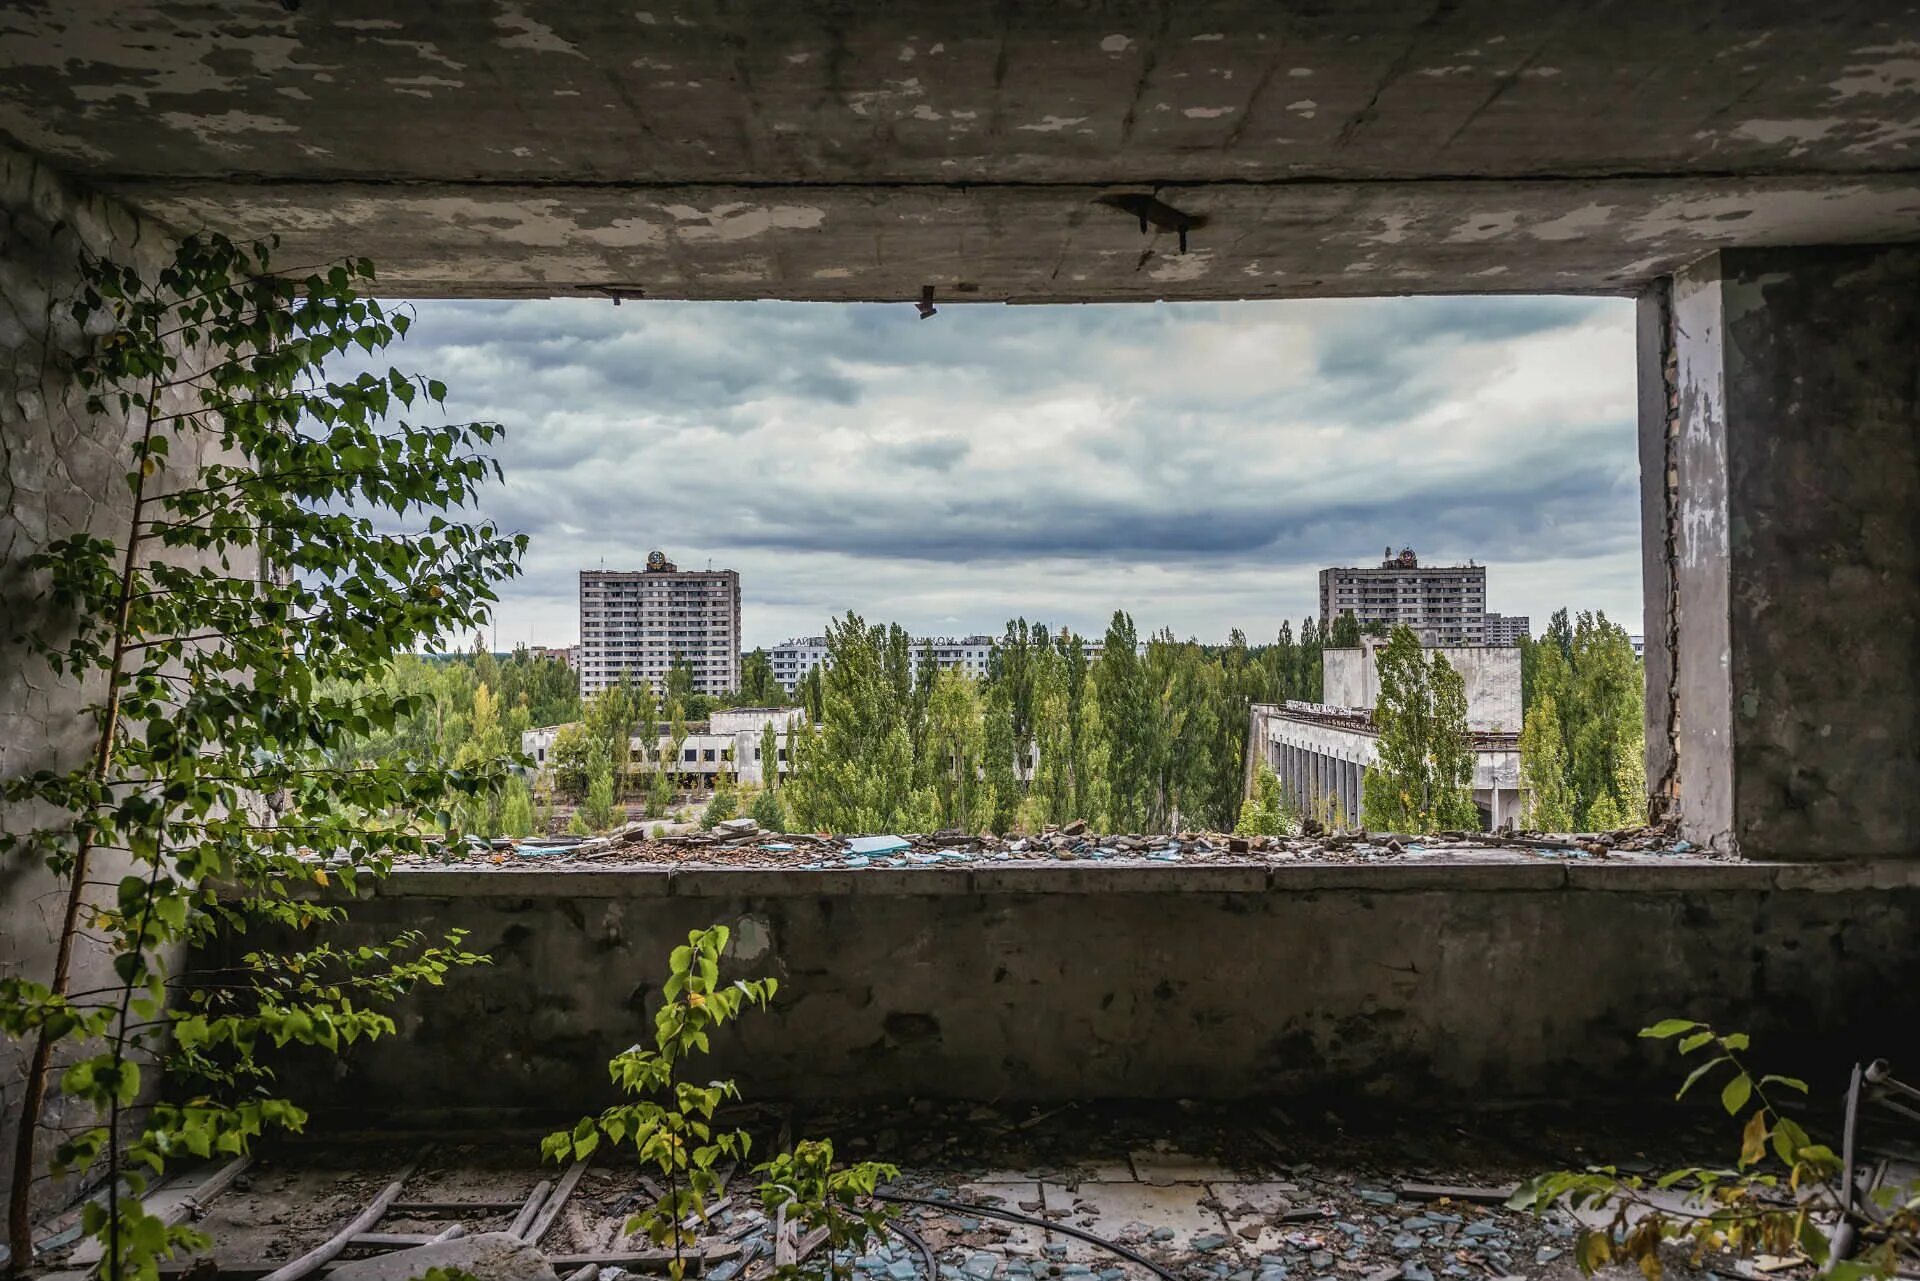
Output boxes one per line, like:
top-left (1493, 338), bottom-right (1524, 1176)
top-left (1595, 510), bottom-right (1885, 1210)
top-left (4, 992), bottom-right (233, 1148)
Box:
top-left (1319, 547), bottom-right (1488, 646)
top-left (1481, 612), bottom-right (1532, 646)
top-left (578, 552), bottom-right (741, 698)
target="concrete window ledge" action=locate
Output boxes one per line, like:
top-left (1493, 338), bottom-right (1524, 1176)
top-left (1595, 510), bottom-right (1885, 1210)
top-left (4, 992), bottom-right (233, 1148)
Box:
top-left (354, 855), bottom-right (1920, 899)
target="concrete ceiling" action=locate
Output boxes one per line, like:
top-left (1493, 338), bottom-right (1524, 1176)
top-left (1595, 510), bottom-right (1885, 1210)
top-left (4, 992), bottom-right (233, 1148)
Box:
top-left (4, 1), bottom-right (1919, 300)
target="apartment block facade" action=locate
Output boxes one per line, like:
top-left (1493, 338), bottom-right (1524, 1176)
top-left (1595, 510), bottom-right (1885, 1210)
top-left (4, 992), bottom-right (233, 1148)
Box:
top-left (578, 552), bottom-right (742, 698)
top-left (1319, 547), bottom-right (1487, 646)
top-left (1482, 612), bottom-right (1532, 646)
top-left (766, 633), bottom-right (1107, 694)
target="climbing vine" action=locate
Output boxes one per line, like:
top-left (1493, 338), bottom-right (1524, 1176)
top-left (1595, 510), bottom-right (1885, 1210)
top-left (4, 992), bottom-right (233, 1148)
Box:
top-left (1, 234), bottom-right (519, 1276)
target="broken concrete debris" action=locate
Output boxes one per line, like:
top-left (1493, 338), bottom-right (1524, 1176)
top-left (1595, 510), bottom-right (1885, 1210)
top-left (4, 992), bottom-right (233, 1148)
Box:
top-left (83, 1100), bottom-right (1738, 1281)
top-left (415, 816), bottom-right (1712, 871)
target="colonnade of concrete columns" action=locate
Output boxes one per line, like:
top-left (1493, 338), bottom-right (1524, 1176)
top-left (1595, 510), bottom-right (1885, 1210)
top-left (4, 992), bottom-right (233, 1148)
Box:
top-left (1269, 741), bottom-right (1364, 829)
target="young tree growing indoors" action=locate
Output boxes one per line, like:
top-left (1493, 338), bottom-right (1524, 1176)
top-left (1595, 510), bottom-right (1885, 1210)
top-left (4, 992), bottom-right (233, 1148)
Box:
top-left (0, 236), bottom-right (518, 1276)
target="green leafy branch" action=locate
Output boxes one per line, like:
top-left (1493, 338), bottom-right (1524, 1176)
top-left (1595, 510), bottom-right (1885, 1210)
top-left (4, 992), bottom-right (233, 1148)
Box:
top-left (1512, 1020), bottom-right (1919, 1281)
top-left (2, 233), bottom-right (515, 1277)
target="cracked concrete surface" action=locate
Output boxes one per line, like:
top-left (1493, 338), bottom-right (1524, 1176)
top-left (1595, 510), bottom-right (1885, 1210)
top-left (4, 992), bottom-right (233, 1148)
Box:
top-left (1, 3), bottom-right (1918, 299)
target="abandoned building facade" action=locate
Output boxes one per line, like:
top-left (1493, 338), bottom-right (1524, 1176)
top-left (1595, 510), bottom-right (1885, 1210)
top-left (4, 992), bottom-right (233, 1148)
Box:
top-left (768, 633), bottom-right (1108, 694)
top-left (521, 707), bottom-right (804, 787)
top-left (577, 556), bottom-right (743, 698)
top-left (4, 1), bottom-right (1920, 1247)
top-left (1250, 640), bottom-right (1526, 828)
top-left (1481, 612), bottom-right (1532, 646)
top-left (1319, 550), bottom-right (1489, 645)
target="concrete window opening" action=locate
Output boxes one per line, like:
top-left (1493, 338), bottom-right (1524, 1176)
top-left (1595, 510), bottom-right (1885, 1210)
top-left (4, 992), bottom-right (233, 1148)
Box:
top-left (3, 8), bottom-right (1919, 1221)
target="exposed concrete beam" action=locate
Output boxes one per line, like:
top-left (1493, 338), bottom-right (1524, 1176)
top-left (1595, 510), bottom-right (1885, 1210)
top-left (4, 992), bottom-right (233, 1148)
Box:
top-left (108, 173), bottom-right (1920, 300)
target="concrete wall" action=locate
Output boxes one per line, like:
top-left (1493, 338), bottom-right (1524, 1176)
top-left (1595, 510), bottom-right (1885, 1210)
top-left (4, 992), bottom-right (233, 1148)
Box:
top-left (1323, 642), bottom-right (1522, 732)
top-left (0, 144), bottom-right (195, 1213)
top-left (221, 862), bottom-right (1920, 1119)
top-left (1660, 246), bottom-right (1920, 859)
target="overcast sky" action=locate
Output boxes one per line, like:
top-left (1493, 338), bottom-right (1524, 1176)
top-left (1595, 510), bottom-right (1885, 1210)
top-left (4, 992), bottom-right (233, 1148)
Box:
top-left (379, 294), bottom-right (1642, 651)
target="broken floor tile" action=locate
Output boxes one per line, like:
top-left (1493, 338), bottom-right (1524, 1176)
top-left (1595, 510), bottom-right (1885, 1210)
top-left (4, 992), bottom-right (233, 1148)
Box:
top-left (1038, 1181), bottom-right (1222, 1262)
top-left (1129, 1149), bottom-right (1235, 1186)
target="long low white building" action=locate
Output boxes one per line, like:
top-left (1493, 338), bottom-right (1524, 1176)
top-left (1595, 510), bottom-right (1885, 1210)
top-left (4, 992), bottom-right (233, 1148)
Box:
top-left (1248, 701), bottom-right (1525, 832)
top-left (522, 707), bottom-right (805, 787)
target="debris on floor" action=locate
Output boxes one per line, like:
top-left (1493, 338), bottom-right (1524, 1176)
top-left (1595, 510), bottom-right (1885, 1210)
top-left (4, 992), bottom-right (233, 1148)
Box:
top-left (40, 1100), bottom-right (1845, 1281)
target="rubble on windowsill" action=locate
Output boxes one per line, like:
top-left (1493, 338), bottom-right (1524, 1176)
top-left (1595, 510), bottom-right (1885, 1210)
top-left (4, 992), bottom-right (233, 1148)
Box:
top-left (402, 817), bottom-right (1725, 872)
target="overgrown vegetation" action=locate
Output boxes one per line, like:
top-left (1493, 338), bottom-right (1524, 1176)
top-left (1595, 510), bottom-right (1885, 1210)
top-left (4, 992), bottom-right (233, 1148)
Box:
top-left (776, 610), bottom-right (1339, 835)
top-left (544, 927), bottom-right (895, 1281)
top-left (1515, 1020), bottom-right (1918, 1280)
top-left (1360, 627), bottom-right (1478, 832)
top-left (1235, 761), bottom-right (1293, 836)
top-left (0, 237), bottom-right (515, 1275)
top-left (1517, 609), bottom-right (1645, 831)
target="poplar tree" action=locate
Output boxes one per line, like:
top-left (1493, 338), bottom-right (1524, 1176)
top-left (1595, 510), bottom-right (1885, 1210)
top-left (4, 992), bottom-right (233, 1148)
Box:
top-left (1520, 693), bottom-right (1577, 830)
top-left (924, 667), bottom-right (988, 830)
top-left (1516, 609), bottom-right (1645, 830)
top-left (1095, 611), bottom-right (1152, 830)
top-left (1361, 628), bottom-right (1478, 832)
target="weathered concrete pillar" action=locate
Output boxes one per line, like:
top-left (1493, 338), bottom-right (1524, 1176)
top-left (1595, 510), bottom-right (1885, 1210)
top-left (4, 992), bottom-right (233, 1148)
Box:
top-left (1644, 246), bottom-right (1920, 859)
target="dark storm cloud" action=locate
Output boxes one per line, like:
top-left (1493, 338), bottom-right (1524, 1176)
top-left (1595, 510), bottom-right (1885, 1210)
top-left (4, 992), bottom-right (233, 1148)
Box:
top-left (348, 294), bottom-right (1641, 646)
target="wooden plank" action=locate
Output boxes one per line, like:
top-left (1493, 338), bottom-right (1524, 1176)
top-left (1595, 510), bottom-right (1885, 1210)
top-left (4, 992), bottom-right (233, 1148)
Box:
top-left (1397, 1181), bottom-right (1519, 1204)
top-left (160, 1243), bottom-right (742, 1280)
top-left (773, 1205), bottom-right (792, 1269)
top-left (680, 1196), bottom-right (731, 1231)
top-left (507, 1180), bottom-right (553, 1239)
top-left (520, 1160), bottom-right (590, 1246)
top-left (259, 1163), bottom-right (417, 1281)
top-left (545, 1244), bottom-right (743, 1274)
top-left (69, 1155), bottom-right (254, 1268)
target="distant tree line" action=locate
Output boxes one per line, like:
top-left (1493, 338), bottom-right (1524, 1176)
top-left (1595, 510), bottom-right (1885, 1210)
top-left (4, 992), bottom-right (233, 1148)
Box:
top-left (334, 607), bottom-right (1647, 840)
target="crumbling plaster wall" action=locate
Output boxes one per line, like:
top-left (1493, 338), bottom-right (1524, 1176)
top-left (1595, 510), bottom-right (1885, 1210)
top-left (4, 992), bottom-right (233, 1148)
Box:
top-left (229, 866), bottom-right (1920, 1117)
top-left (0, 142), bottom-right (195, 1216)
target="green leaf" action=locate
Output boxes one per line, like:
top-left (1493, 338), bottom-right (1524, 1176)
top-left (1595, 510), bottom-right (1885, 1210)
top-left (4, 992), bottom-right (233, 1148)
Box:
top-left (1675, 1056), bottom-right (1728, 1100)
top-left (1721, 1072), bottom-right (1753, 1116)
top-left (1641, 1019), bottom-right (1699, 1040)
top-left (1772, 1115), bottom-right (1809, 1165)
